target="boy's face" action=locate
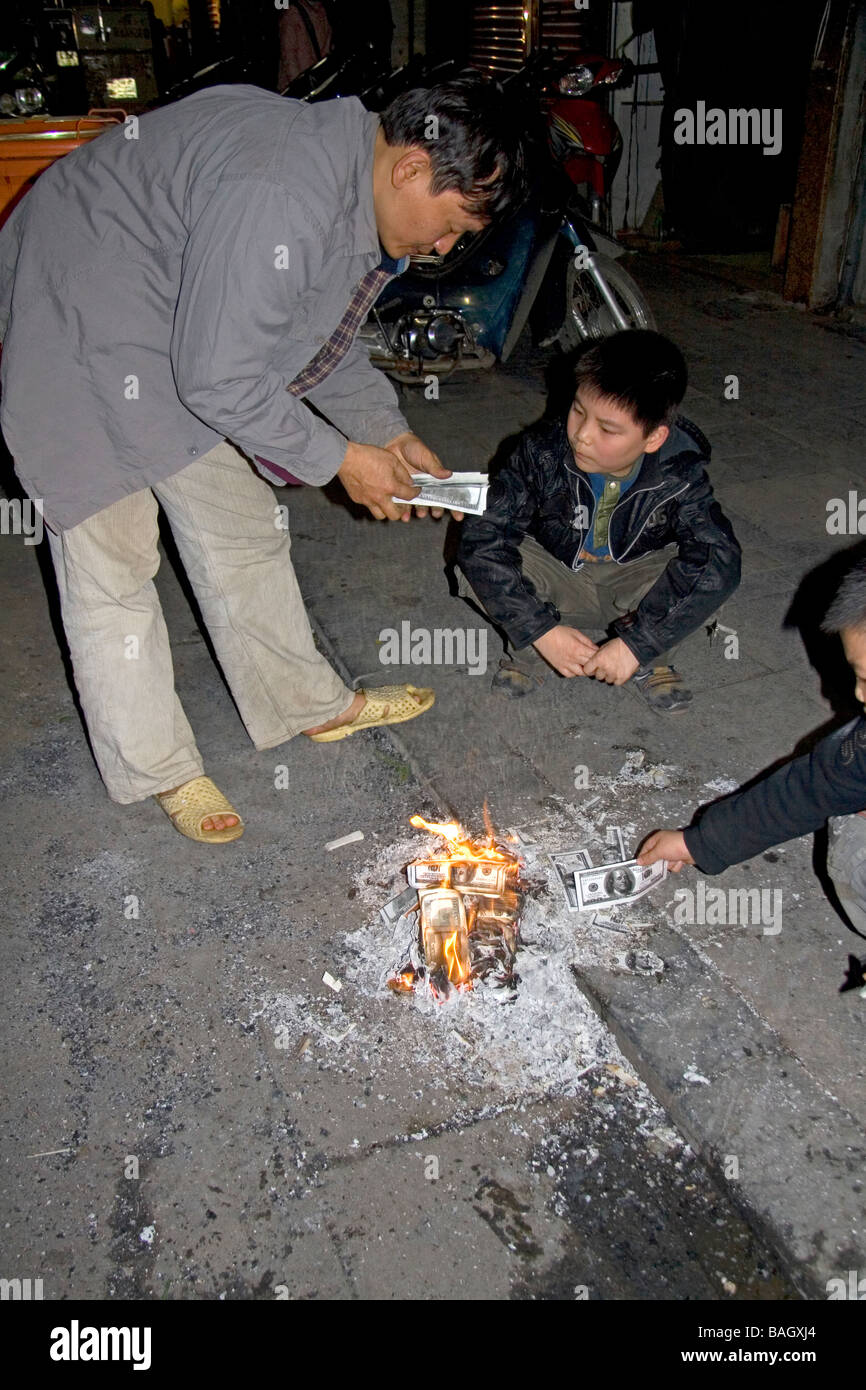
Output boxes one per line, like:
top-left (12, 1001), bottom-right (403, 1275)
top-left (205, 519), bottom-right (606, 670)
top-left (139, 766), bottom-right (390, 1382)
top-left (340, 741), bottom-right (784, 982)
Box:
top-left (567, 387), bottom-right (669, 477)
top-left (841, 625), bottom-right (866, 713)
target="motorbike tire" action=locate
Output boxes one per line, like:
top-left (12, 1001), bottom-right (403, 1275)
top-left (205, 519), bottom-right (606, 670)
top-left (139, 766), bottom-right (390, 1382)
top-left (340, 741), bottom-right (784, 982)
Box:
top-left (558, 252), bottom-right (656, 348)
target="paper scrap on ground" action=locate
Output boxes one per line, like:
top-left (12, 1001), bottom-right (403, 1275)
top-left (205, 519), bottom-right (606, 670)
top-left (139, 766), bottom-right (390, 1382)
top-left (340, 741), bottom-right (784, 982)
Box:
top-left (325, 831), bottom-right (365, 852)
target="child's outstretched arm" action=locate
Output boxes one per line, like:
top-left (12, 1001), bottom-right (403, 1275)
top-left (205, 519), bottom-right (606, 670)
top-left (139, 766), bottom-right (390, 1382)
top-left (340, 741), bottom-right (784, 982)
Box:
top-left (636, 717), bottom-right (866, 877)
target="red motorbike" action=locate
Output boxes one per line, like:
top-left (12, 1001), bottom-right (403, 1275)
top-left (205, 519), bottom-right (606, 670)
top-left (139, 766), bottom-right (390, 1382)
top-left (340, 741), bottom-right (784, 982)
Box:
top-left (544, 54), bottom-right (634, 231)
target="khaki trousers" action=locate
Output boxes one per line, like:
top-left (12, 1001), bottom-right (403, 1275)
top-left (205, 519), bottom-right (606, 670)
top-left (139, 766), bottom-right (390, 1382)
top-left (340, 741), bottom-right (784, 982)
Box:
top-left (45, 441), bottom-right (353, 803)
top-left (460, 535), bottom-right (681, 673)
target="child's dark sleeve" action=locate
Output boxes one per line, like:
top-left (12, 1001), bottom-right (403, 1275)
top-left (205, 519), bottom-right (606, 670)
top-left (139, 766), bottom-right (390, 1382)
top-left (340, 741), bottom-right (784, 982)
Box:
top-left (684, 718), bottom-right (866, 873)
top-left (456, 437), bottom-right (562, 650)
top-left (613, 466), bottom-right (741, 666)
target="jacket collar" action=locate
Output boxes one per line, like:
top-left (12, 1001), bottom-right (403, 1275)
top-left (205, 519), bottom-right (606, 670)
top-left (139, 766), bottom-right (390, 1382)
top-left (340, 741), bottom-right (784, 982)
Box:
top-left (330, 106), bottom-right (387, 263)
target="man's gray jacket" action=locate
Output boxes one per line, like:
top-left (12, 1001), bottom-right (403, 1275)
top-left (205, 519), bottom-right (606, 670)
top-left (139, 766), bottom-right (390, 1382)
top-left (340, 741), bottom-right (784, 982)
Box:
top-left (0, 85), bottom-right (410, 531)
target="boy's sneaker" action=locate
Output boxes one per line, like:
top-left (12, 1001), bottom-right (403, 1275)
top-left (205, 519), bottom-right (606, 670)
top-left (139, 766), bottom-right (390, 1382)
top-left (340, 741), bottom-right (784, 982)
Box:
top-left (632, 664), bottom-right (693, 713)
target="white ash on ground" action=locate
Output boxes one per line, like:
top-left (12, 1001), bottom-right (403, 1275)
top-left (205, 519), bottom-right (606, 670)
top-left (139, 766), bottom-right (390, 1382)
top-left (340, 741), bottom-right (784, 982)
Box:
top-left (254, 760), bottom-right (704, 1144)
top-left (320, 784), bottom-right (686, 1097)
top-left (700, 776), bottom-right (740, 795)
top-left (613, 746), bottom-right (680, 789)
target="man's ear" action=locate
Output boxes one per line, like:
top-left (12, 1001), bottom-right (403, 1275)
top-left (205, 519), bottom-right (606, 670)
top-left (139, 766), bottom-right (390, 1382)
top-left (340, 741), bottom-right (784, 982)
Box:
top-left (391, 146), bottom-right (432, 189)
top-left (645, 422), bottom-right (669, 454)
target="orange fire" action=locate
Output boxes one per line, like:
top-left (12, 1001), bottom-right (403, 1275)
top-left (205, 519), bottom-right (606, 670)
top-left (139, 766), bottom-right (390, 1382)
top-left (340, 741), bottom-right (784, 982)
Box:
top-left (409, 810), bottom-right (513, 864)
top-left (400, 807), bottom-right (522, 1000)
top-left (443, 930), bottom-right (469, 985)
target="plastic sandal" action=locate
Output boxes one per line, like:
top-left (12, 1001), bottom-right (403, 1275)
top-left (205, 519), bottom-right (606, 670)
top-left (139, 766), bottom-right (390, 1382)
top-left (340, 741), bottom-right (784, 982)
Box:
top-left (154, 775), bottom-right (245, 842)
top-left (307, 684), bottom-right (435, 742)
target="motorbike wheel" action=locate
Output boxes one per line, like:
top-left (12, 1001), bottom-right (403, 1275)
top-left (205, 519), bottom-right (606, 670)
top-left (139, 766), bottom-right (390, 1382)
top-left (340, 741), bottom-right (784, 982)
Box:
top-left (558, 253), bottom-right (656, 348)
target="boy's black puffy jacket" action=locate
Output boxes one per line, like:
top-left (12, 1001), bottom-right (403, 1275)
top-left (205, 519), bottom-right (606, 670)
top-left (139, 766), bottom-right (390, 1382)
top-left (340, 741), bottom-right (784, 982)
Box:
top-left (456, 414), bottom-right (741, 665)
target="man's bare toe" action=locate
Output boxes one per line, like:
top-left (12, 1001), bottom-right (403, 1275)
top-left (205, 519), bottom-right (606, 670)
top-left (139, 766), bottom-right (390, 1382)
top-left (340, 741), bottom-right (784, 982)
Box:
top-left (201, 814), bottom-right (239, 832)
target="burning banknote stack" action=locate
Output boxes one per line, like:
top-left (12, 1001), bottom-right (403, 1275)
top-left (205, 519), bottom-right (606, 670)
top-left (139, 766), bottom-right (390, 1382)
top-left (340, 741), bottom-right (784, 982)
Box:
top-left (383, 812), bottom-right (524, 1001)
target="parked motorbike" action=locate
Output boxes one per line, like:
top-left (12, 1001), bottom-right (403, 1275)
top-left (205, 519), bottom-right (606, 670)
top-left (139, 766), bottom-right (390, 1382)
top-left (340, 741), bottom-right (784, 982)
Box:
top-left (0, 23), bottom-right (47, 118)
top-left (360, 166), bottom-right (654, 382)
top-left (546, 52), bottom-right (634, 230)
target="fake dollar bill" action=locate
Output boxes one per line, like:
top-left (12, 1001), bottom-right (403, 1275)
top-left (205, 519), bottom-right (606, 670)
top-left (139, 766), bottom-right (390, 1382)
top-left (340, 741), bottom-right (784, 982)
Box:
top-left (549, 848), bottom-right (594, 912)
top-left (392, 472), bottom-right (489, 516)
top-left (450, 860), bottom-right (509, 896)
top-left (407, 860), bottom-right (450, 889)
top-left (379, 885), bottom-right (419, 928)
top-left (574, 858), bottom-right (667, 911)
top-left (603, 825), bottom-right (626, 862)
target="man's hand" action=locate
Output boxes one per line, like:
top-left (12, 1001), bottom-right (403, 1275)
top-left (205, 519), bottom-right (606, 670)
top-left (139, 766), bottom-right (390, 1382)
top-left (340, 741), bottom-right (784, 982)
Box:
top-left (582, 637), bottom-right (640, 686)
top-left (636, 829), bottom-right (694, 874)
top-left (533, 624), bottom-right (599, 677)
top-left (337, 439), bottom-right (424, 520)
top-left (384, 432), bottom-right (463, 522)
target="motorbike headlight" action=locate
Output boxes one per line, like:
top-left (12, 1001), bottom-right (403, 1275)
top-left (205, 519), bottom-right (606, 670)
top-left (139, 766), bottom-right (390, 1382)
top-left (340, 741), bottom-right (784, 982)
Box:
top-left (15, 85), bottom-right (44, 115)
top-left (558, 66), bottom-right (594, 96)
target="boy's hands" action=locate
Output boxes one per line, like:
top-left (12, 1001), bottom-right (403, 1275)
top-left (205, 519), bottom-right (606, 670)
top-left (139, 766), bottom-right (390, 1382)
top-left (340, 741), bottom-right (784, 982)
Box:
top-left (582, 637), bottom-right (640, 686)
top-left (533, 624), bottom-right (599, 676)
top-left (529, 632), bottom-right (640, 685)
top-left (636, 829), bottom-right (694, 874)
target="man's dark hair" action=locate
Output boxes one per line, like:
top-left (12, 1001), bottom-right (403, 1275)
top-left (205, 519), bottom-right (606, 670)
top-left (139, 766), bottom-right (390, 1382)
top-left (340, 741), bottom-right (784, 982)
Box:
top-left (822, 559), bottom-right (866, 634)
top-left (380, 75), bottom-right (527, 221)
top-left (573, 330), bottom-right (688, 434)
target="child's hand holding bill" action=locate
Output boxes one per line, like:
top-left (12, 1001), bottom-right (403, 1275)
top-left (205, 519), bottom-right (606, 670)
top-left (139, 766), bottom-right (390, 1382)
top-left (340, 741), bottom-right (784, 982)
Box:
top-left (637, 829), bottom-right (694, 874)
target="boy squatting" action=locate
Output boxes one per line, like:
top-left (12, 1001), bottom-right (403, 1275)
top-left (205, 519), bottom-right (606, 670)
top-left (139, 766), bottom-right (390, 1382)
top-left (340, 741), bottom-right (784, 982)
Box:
top-left (455, 330), bottom-right (741, 714)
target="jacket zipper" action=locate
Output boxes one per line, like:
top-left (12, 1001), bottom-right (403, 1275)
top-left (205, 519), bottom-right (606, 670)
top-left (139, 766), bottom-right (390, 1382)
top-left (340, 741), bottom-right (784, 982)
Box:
top-left (570, 475), bottom-right (689, 567)
top-left (609, 481), bottom-right (689, 562)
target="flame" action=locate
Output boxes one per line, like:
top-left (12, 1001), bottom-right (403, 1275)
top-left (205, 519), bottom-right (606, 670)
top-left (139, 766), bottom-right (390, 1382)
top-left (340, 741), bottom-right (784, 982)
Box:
top-left (410, 814), bottom-right (463, 842)
top-left (409, 812), bottom-right (513, 864)
top-left (403, 809), bottom-right (522, 998)
top-left (444, 930), bottom-right (469, 985)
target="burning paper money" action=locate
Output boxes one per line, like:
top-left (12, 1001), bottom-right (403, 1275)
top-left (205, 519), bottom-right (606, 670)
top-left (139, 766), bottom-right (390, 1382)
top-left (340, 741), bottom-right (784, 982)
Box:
top-left (407, 860), bottom-right (450, 889)
top-left (418, 887), bottom-right (471, 991)
top-left (574, 858), bottom-right (667, 912)
top-left (450, 860), bottom-right (509, 896)
top-left (392, 472), bottom-right (489, 517)
top-left (387, 811), bottom-right (525, 1001)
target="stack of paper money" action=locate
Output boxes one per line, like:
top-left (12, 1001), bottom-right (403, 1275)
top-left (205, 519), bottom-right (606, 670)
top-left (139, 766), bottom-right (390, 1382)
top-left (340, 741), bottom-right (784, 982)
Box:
top-left (548, 827), bottom-right (667, 913)
top-left (392, 472), bottom-right (489, 516)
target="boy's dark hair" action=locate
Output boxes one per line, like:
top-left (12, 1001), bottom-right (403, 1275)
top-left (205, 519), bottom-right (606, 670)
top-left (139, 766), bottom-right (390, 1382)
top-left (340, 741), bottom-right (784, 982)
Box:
top-left (822, 559), bottom-right (866, 634)
top-left (573, 330), bottom-right (688, 434)
top-left (380, 76), bottom-right (528, 222)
